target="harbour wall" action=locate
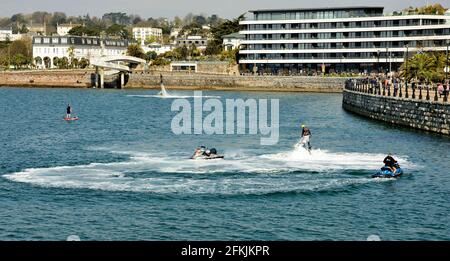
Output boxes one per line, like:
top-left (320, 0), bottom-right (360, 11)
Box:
top-left (0, 70), bottom-right (346, 92)
top-left (342, 89), bottom-right (450, 135)
top-left (0, 70), bottom-right (93, 88)
top-left (126, 73), bottom-right (345, 92)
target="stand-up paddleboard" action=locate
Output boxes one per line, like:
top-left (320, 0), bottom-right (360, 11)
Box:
top-left (64, 117), bottom-right (79, 121)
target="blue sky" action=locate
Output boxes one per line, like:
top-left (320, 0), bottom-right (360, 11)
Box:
top-left (0, 0), bottom-right (448, 18)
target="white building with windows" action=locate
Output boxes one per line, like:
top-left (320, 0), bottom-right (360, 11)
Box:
top-left (239, 6), bottom-right (450, 74)
top-left (32, 36), bottom-right (130, 69)
top-left (170, 28), bottom-right (182, 38)
top-left (0, 27), bottom-right (24, 41)
top-left (57, 22), bottom-right (81, 36)
top-left (142, 43), bottom-right (174, 55)
top-left (132, 27), bottom-right (163, 45)
top-left (176, 35), bottom-right (208, 49)
top-left (222, 32), bottom-right (245, 51)
top-left (0, 28), bottom-right (13, 41)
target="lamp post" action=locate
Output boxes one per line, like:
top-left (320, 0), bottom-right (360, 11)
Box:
top-left (446, 40), bottom-right (449, 84)
top-left (377, 50), bottom-right (380, 73)
top-left (445, 40), bottom-right (449, 102)
top-left (405, 44), bottom-right (409, 82)
top-left (386, 47), bottom-right (389, 75)
top-left (8, 44), bottom-right (11, 70)
top-left (405, 44), bottom-right (409, 98)
top-left (389, 51), bottom-right (392, 78)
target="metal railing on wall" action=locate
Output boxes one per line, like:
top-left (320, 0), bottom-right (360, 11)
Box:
top-left (344, 78), bottom-right (449, 103)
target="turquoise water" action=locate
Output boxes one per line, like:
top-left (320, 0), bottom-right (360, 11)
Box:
top-left (0, 87), bottom-right (449, 241)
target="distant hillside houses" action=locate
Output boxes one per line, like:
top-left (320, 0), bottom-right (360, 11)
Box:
top-left (222, 32), bottom-right (244, 51)
top-left (0, 27), bottom-right (24, 41)
top-left (132, 27), bottom-right (163, 45)
top-left (57, 22), bottom-right (82, 36)
top-left (176, 35), bottom-right (208, 50)
top-left (142, 42), bottom-right (174, 55)
top-left (26, 24), bottom-right (46, 35)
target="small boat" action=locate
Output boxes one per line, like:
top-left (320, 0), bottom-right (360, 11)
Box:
top-left (372, 164), bottom-right (403, 178)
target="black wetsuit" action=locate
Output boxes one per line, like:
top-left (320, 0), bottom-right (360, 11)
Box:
top-left (66, 106), bottom-right (71, 115)
top-left (383, 156), bottom-right (397, 167)
top-left (302, 128), bottom-right (311, 137)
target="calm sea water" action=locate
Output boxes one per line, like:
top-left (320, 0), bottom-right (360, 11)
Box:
top-left (0, 87), bottom-right (448, 241)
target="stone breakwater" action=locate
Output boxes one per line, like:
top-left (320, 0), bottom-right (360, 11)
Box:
top-left (343, 89), bottom-right (450, 135)
top-left (126, 73), bottom-right (345, 92)
top-left (0, 70), bottom-right (346, 92)
top-left (0, 70), bottom-right (93, 88)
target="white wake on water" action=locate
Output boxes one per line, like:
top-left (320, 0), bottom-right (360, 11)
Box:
top-left (127, 83), bottom-right (220, 99)
top-left (4, 144), bottom-right (414, 194)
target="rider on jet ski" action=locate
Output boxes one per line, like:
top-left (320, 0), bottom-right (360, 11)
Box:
top-left (300, 124), bottom-right (312, 151)
top-left (383, 154), bottom-right (398, 173)
top-left (191, 146), bottom-right (222, 159)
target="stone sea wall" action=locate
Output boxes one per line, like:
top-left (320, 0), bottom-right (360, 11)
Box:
top-left (0, 70), bottom-right (347, 92)
top-left (343, 89), bottom-right (450, 135)
top-left (0, 70), bottom-right (93, 88)
top-left (126, 73), bottom-right (345, 92)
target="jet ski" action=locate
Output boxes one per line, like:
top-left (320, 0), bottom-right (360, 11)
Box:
top-left (191, 146), bottom-right (224, 160)
top-left (372, 163), bottom-right (403, 178)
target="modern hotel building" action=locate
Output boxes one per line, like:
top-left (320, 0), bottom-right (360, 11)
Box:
top-left (239, 6), bottom-right (450, 74)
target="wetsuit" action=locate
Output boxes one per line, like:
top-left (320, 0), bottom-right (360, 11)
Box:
top-left (66, 106), bottom-right (72, 118)
top-left (302, 128), bottom-right (311, 137)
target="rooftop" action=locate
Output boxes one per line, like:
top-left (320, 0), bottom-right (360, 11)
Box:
top-left (222, 32), bottom-right (245, 39)
top-left (249, 6), bottom-right (384, 13)
top-left (58, 23), bottom-right (81, 27)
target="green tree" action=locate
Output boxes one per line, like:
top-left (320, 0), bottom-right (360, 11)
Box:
top-left (68, 25), bottom-right (101, 37)
top-left (219, 48), bottom-right (240, 64)
top-left (19, 24), bottom-right (29, 34)
top-left (11, 53), bottom-right (30, 68)
top-left (127, 44), bottom-right (145, 59)
top-left (145, 51), bottom-right (157, 62)
top-left (106, 24), bottom-right (131, 39)
top-left (205, 14), bottom-right (244, 55)
top-left (9, 38), bottom-right (32, 66)
top-left (180, 45), bottom-right (189, 60)
top-left (71, 58), bottom-right (79, 68)
top-left (400, 52), bottom-right (447, 82)
top-left (102, 12), bottom-right (131, 25)
top-left (79, 58), bottom-right (89, 68)
top-left (189, 43), bottom-right (200, 57)
top-left (50, 12), bottom-right (67, 26)
top-left (193, 15), bottom-right (207, 26)
top-left (68, 46), bottom-right (75, 65)
top-left (144, 35), bottom-right (160, 45)
top-left (10, 13), bottom-right (26, 24)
